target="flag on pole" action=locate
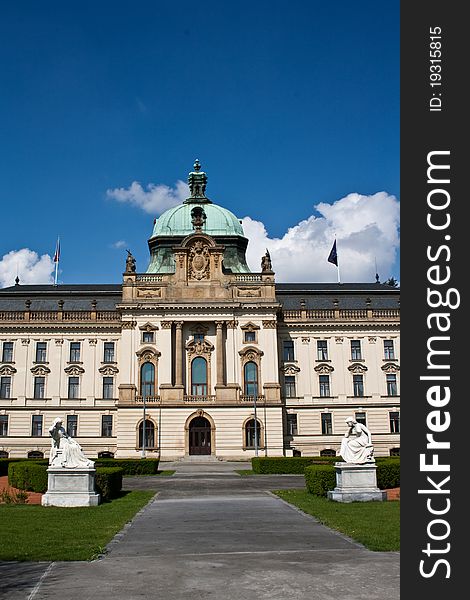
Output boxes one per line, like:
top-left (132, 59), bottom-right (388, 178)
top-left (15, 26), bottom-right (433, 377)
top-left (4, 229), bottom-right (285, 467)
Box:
top-left (53, 237), bottom-right (60, 263)
top-left (327, 240), bottom-right (338, 266)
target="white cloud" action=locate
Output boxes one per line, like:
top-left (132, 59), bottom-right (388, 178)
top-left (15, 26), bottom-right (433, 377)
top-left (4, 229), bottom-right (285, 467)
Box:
top-left (242, 192), bottom-right (399, 283)
top-left (111, 240), bottom-right (127, 249)
top-left (0, 249), bottom-right (55, 288)
top-left (107, 180), bottom-right (189, 215)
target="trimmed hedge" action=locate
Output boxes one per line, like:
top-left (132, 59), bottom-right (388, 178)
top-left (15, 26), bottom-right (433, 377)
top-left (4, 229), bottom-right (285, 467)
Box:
top-left (92, 458), bottom-right (160, 475)
top-left (377, 459), bottom-right (400, 489)
top-left (8, 462), bottom-right (48, 493)
top-left (304, 459), bottom-right (401, 497)
top-left (251, 456), bottom-right (337, 474)
top-left (95, 467), bottom-right (123, 501)
top-left (305, 465), bottom-right (336, 497)
top-left (0, 458), bottom-right (48, 476)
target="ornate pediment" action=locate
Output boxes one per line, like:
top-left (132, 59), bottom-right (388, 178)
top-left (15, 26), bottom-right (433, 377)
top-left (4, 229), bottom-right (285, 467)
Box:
top-left (314, 363), bottom-right (334, 374)
top-left (240, 321), bottom-right (260, 331)
top-left (283, 364), bottom-right (300, 375)
top-left (139, 322), bottom-right (159, 332)
top-left (348, 363), bottom-right (368, 374)
top-left (239, 346), bottom-right (264, 361)
top-left (381, 362), bottom-right (400, 373)
top-left (30, 365), bottom-right (51, 376)
top-left (136, 347), bottom-right (161, 361)
top-left (99, 365), bottom-right (119, 376)
top-left (0, 365), bottom-right (17, 375)
top-left (186, 338), bottom-right (214, 357)
top-left (64, 365), bottom-right (85, 376)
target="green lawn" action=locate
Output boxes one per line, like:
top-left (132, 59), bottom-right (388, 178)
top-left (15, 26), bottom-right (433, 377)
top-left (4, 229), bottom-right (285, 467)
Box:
top-left (124, 470), bottom-right (175, 477)
top-left (0, 490), bottom-right (155, 561)
top-left (275, 489), bottom-right (400, 552)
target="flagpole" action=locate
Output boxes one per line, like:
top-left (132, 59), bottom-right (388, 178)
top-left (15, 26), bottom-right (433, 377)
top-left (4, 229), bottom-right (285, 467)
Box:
top-left (53, 236), bottom-right (60, 286)
top-left (335, 237), bottom-right (341, 284)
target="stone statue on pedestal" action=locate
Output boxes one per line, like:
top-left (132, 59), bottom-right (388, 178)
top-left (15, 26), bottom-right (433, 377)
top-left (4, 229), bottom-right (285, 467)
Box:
top-left (48, 417), bottom-right (94, 469)
top-left (339, 416), bottom-right (374, 464)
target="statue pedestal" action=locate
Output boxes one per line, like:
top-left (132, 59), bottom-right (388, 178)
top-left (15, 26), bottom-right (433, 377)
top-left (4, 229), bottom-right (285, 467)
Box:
top-left (41, 466), bottom-right (100, 507)
top-left (327, 462), bottom-right (386, 503)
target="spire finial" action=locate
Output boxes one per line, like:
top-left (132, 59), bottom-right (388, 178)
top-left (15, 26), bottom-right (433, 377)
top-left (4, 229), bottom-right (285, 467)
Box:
top-left (194, 158), bottom-right (201, 172)
top-left (15, 275), bottom-right (20, 286)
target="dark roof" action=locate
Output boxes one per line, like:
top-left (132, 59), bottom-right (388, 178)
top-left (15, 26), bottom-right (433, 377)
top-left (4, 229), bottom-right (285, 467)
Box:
top-left (275, 282), bottom-right (399, 310)
top-left (0, 284), bottom-right (122, 311)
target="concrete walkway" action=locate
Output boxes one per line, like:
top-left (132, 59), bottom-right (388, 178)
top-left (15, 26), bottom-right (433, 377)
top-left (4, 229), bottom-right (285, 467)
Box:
top-left (1, 460), bottom-right (399, 600)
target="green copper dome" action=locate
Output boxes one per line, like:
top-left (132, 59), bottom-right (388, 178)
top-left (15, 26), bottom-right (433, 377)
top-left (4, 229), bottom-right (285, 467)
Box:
top-left (150, 202), bottom-right (245, 238)
top-left (146, 160), bottom-right (251, 274)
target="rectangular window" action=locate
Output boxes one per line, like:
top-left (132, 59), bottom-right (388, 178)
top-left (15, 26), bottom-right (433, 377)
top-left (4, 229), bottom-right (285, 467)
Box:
top-left (386, 374), bottom-right (398, 396)
top-left (350, 340), bottom-right (362, 360)
top-left (0, 415), bottom-right (8, 436)
top-left (68, 377), bottom-right (79, 399)
top-left (193, 333), bottom-right (204, 343)
top-left (2, 342), bottom-right (14, 363)
top-left (102, 377), bottom-right (114, 399)
top-left (244, 331), bottom-right (256, 343)
top-left (66, 415), bottom-right (78, 437)
top-left (31, 415), bottom-right (43, 437)
top-left (102, 415), bottom-right (113, 437)
top-left (284, 375), bottom-right (296, 398)
top-left (286, 413), bottom-right (298, 436)
top-left (35, 342), bottom-right (47, 363)
top-left (389, 412), bottom-right (400, 433)
top-left (355, 412), bottom-right (367, 426)
top-left (384, 340), bottom-right (395, 360)
top-left (319, 375), bottom-right (330, 397)
top-left (321, 413), bottom-right (333, 435)
top-left (103, 342), bottom-right (115, 362)
top-left (69, 342), bottom-right (81, 363)
top-left (283, 340), bottom-right (295, 361)
top-left (353, 374), bottom-right (364, 397)
top-left (0, 377), bottom-right (11, 399)
top-left (317, 340), bottom-right (328, 361)
top-left (33, 376), bottom-right (45, 399)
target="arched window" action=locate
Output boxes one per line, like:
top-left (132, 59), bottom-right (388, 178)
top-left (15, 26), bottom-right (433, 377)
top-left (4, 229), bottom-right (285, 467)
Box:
top-left (140, 362), bottom-right (155, 398)
top-left (245, 419), bottom-right (261, 448)
top-left (244, 362), bottom-right (258, 397)
top-left (138, 420), bottom-right (155, 449)
top-left (191, 357), bottom-right (207, 396)
top-left (27, 451), bottom-right (44, 459)
top-left (320, 449), bottom-right (336, 457)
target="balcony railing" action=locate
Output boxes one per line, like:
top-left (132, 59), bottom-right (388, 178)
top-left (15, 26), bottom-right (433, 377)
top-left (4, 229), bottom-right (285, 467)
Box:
top-left (0, 311), bottom-right (121, 322)
top-left (239, 394), bottom-right (266, 402)
top-left (135, 396), bottom-right (161, 404)
top-left (281, 308), bottom-right (399, 321)
top-left (184, 395), bottom-right (216, 402)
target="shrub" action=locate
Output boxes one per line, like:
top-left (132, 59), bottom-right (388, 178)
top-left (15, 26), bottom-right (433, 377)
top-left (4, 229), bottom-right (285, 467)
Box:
top-left (304, 465), bottom-right (336, 496)
top-left (93, 458), bottom-right (159, 476)
top-left (8, 462), bottom-right (48, 493)
top-left (95, 467), bottom-right (123, 501)
top-left (377, 459), bottom-right (400, 489)
top-left (0, 458), bottom-right (48, 476)
top-left (251, 456), bottom-right (337, 474)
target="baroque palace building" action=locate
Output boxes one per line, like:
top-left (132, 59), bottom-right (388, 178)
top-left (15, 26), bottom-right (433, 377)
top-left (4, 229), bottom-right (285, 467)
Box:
top-left (0, 162), bottom-right (400, 460)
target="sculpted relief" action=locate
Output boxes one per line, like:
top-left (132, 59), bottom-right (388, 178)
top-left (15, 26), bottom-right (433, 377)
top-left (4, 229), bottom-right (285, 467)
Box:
top-left (188, 240), bottom-right (210, 281)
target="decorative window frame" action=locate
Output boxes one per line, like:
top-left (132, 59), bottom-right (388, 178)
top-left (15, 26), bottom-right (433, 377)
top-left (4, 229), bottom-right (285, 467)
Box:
top-left (241, 322), bottom-right (260, 344)
top-left (136, 417), bottom-right (158, 450)
top-left (0, 365), bottom-right (17, 376)
top-left (136, 347), bottom-right (161, 397)
top-left (139, 322), bottom-right (159, 344)
top-left (186, 338), bottom-right (214, 395)
top-left (239, 346), bottom-right (264, 396)
top-left (242, 416), bottom-right (265, 450)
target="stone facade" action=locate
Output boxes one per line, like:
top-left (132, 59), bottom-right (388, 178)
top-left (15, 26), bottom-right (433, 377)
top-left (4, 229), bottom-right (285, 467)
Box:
top-left (0, 164), bottom-right (400, 461)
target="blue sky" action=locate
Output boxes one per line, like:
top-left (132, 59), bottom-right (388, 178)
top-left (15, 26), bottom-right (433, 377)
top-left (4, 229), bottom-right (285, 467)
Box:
top-left (0, 0), bottom-right (399, 286)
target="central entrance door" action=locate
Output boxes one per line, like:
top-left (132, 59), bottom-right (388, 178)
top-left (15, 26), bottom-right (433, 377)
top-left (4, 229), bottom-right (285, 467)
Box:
top-left (189, 416), bottom-right (211, 455)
